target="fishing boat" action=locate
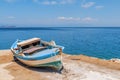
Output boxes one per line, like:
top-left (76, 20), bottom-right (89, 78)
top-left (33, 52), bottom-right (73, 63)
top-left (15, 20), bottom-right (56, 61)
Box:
top-left (11, 38), bottom-right (64, 70)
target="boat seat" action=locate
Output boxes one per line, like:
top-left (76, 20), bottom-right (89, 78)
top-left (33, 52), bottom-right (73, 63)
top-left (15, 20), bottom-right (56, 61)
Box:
top-left (23, 47), bottom-right (46, 54)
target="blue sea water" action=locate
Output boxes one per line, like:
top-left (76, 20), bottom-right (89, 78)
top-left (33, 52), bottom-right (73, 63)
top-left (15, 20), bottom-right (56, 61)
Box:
top-left (1, 27), bottom-right (120, 59)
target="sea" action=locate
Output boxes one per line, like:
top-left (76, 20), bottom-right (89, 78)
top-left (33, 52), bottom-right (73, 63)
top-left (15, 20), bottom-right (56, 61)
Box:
top-left (1, 27), bottom-right (120, 59)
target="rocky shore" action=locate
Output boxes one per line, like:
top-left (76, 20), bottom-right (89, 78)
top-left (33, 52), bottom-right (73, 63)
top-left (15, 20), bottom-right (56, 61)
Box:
top-left (0, 50), bottom-right (120, 80)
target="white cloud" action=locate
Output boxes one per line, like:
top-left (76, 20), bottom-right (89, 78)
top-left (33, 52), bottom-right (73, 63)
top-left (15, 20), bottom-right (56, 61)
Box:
top-left (82, 17), bottom-right (96, 22)
top-left (60, 0), bottom-right (75, 4)
top-left (95, 6), bottom-right (104, 9)
top-left (4, 0), bottom-right (27, 3)
top-left (4, 0), bottom-right (18, 3)
top-left (33, 0), bottom-right (75, 5)
top-left (42, 1), bottom-right (51, 5)
top-left (58, 17), bottom-right (66, 20)
top-left (58, 17), bottom-right (80, 21)
top-left (7, 16), bottom-right (16, 19)
top-left (51, 1), bottom-right (57, 5)
top-left (42, 1), bottom-right (57, 5)
top-left (81, 2), bottom-right (95, 8)
top-left (58, 16), bottom-right (96, 23)
top-left (32, 0), bottom-right (37, 2)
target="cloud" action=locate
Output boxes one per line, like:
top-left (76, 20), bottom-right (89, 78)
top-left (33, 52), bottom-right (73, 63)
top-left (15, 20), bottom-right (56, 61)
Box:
top-left (58, 17), bottom-right (80, 21)
top-left (58, 16), bottom-right (96, 23)
top-left (60, 0), bottom-right (75, 4)
top-left (81, 2), bottom-right (95, 8)
top-left (7, 16), bottom-right (16, 19)
top-left (42, 1), bottom-right (57, 5)
top-left (58, 17), bottom-right (66, 20)
top-left (95, 6), bottom-right (104, 9)
top-left (33, 0), bottom-right (75, 5)
top-left (82, 17), bottom-right (96, 22)
top-left (32, 0), bottom-right (37, 2)
top-left (81, 0), bottom-right (104, 9)
top-left (4, 0), bottom-right (18, 3)
top-left (4, 0), bottom-right (27, 3)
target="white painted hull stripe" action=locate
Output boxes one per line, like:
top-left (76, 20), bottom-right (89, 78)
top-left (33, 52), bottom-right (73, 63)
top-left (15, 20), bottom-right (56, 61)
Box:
top-left (17, 55), bottom-right (62, 66)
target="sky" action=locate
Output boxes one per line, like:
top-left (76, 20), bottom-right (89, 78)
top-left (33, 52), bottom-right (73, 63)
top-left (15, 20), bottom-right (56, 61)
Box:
top-left (0, 0), bottom-right (120, 27)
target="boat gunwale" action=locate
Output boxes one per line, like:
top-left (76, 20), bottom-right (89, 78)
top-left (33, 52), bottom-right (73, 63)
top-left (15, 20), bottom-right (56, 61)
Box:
top-left (11, 39), bottom-right (64, 61)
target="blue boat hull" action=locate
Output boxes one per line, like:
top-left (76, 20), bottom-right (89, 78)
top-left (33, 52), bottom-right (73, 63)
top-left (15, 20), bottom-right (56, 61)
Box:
top-left (11, 39), bottom-right (64, 70)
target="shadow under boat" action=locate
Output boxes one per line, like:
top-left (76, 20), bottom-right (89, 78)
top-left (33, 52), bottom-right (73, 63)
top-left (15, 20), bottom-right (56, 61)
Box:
top-left (13, 57), bottom-right (63, 74)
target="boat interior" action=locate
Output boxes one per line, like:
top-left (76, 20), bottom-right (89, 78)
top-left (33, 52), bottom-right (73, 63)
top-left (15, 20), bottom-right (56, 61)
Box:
top-left (16, 38), bottom-right (54, 55)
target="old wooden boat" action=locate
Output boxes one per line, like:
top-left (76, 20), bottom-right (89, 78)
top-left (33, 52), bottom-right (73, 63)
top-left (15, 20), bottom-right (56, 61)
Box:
top-left (11, 38), bottom-right (64, 70)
